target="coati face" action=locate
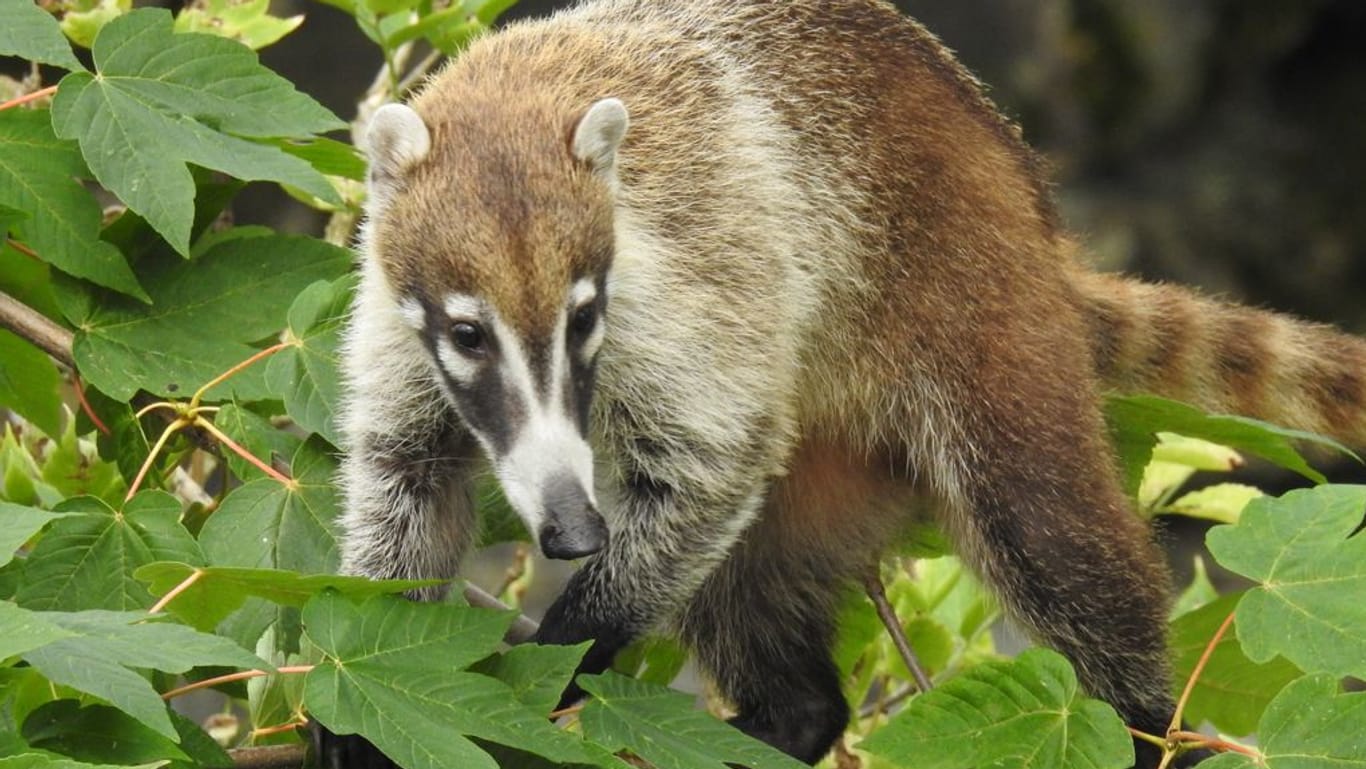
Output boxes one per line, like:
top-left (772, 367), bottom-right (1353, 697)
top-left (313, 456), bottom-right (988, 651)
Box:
top-left (361, 97), bottom-right (629, 560)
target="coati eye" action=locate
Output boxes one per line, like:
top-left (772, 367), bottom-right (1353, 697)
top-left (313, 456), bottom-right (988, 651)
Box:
top-left (570, 304), bottom-right (597, 337)
top-left (451, 321), bottom-right (485, 353)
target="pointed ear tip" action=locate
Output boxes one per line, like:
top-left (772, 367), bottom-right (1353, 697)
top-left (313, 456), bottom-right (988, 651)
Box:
top-left (365, 103), bottom-right (431, 170)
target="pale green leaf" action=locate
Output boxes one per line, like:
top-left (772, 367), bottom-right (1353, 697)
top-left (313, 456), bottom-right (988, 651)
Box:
top-left (578, 672), bottom-right (806, 769)
top-left (0, 600), bottom-right (75, 661)
top-left (0, 502), bottom-right (77, 569)
top-left (21, 608), bottom-right (267, 740)
top-left (172, 0), bottom-right (302, 50)
top-left (1199, 675), bottom-right (1366, 769)
top-left (59, 0), bottom-right (131, 49)
top-left (1169, 592), bottom-right (1302, 736)
top-left (0, 110), bottom-right (146, 299)
top-left (857, 648), bottom-right (1133, 769)
top-left (1163, 483), bottom-right (1262, 524)
top-left (15, 492), bottom-right (203, 612)
top-left (1207, 484), bottom-right (1366, 678)
top-left (0, 0), bottom-right (84, 70)
top-left (58, 231), bottom-right (351, 401)
top-left (50, 9), bottom-right (343, 253)
top-left (1170, 555), bottom-right (1218, 619)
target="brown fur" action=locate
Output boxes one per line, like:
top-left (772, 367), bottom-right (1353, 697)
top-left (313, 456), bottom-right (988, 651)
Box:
top-left (342, 2), bottom-right (1366, 766)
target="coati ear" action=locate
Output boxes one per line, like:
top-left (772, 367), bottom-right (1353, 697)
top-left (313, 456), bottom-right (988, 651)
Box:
top-left (364, 103), bottom-right (431, 189)
top-left (572, 98), bottom-right (629, 175)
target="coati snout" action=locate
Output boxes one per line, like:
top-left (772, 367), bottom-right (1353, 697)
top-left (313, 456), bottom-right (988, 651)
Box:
top-left (537, 472), bottom-right (609, 559)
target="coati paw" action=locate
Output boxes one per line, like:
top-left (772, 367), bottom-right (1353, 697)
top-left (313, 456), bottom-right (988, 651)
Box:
top-left (311, 722), bottom-right (398, 769)
top-left (728, 704), bottom-right (846, 766)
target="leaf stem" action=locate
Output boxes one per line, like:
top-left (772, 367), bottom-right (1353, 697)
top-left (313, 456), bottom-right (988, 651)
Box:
top-left (1167, 730), bottom-right (1261, 758)
top-left (161, 665), bottom-right (315, 701)
top-left (251, 718), bottom-right (309, 738)
top-left (147, 568), bottom-right (205, 614)
top-left (1127, 727), bottom-right (1167, 748)
top-left (189, 341), bottom-right (293, 409)
top-left (72, 374), bottom-right (111, 436)
top-left (0, 85), bottom-right (57, 111)
top-left (1169, 609), bottom-right (1236, 734)
top-left (125, 418), bottom-right (189, 502)
top-left (193, 415), bottom-right (294, 487)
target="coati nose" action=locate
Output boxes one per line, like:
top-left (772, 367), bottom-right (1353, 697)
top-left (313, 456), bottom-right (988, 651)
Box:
top-left (537, 473), bottom-right (609, 560)
top-left (539, 511), bottom-right (608, 560)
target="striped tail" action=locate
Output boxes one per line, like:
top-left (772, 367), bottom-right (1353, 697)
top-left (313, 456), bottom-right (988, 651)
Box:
top-left (1073, 270), bottom-right (1366, 448)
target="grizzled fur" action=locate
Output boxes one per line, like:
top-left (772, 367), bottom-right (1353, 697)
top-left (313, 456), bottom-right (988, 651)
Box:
top-left (325, 1), bottom-right (1366, 767)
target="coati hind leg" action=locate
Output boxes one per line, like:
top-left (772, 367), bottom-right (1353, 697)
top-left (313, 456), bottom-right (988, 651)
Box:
top-left (936, 365), bottom-right (1184, 769)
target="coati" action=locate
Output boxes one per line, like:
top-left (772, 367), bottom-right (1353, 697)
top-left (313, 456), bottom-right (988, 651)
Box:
top-left (323, 0), bottom-right (1366, 767)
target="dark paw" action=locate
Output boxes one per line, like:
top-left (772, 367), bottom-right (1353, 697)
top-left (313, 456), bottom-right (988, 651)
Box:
top-left (729, 704), bottom-right (846, 766)
top-left (311, 722), bottom-right (398, 769)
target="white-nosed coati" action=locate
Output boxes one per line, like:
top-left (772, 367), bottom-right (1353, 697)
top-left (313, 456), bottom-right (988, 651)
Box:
top-left (321, 1), bottom-right (1366, 767)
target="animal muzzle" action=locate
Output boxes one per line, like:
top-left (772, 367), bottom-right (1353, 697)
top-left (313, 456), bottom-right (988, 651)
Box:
top-left (537, 474), bottom-right (609, 560)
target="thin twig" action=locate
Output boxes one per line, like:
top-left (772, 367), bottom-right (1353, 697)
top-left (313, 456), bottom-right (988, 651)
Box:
top-left (148, 568), bottom-right (204, 614)
top-left (195, 415), bottom-right (295, 487)
top-left (464, 581), bottom-right (539, 644)
top-left (228, 744), bottom-right (307, 769)
top-left (191, 340), bottom-right (292, 408)
top-left (1169, 610), bottom-right (1236, 734)
top-left (161, 665), bottom-right (315, 701)
top-left (1167, 730), bottom-right (1261, 758)
top-left (0, 84), bottom-right (57, 111)
top-left (863, 568), bottom-right (933, 693)
top-left (0, 289), bottom-right (75, 368)
top-left (72, 374), bottom-right (111, 435)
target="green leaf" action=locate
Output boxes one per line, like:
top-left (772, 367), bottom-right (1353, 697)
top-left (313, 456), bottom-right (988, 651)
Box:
top-left (0, 755), bottom-right (153, 769)
top-left (15, 492), bottom-right (203, 612)
top-left (304, 592), bottom-right (604, 769)
top-left (213, 403), bottom-right (302, 483)
top-left (577, 672), bottom-right (806, 769)
top-left (1170, 555), bottom-right (1218, 619)
top-left (1163, 483), bottom-right (1262, 525)
top-left (469, 642), bottom-right (589, 714)
top-left (0, 331), bottom-right (62, 439)
top-left (21, 701), bottom-right (189, 764)
top-left (39, 419), bottom-right (124, 505)
top-left (200, 437), bottom-right (340, 573)
top-left (857, 648), bottom-right (1133, 769)
top-left (50, 9), bottom-right (343, 254)
top-left (0, 600), bottom-right (75, 661)
top-left (1105, 395), bottom-right (1352, 496)
top-left (1199, 675), bottom-right (1366, 769)
top-left (1206, 484), bottom-right (1366, 678)
top-left (134, 562), bottom-right (439, 632)
top-left (59, 0), bottom-right (131, 50)
top-left (267, 279), bottom-right (353, 445)
top-left (21, 608), bottom-right (267, 740)
top-left (172, 0), bottom-right (303, 50)
top-left (59, 231), bottom-right (352, 401)
top-left (0, 0), bottom-right (84, 70)
top-left (274, 138), bottom-right (366, 181)
top-left (1168, 592), bottom-right (1302, 736)
top-left (0, 502), bottom-right (77, 570)
top-left (0, 109), bottom-right (146, 299)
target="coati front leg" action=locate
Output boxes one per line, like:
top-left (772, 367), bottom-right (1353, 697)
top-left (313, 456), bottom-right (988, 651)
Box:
top-left (532, 434), bottom-right (774, 702)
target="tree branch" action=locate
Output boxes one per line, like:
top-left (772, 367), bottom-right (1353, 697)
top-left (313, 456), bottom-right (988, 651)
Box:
top-left (464, 581), bottom-right (539, 643)
top-left (0, 288), bottom-right (75, 368)
top-left (863, 568), bottom-right (933, 693)
top-left (229, 744), bottom-right (307, 769)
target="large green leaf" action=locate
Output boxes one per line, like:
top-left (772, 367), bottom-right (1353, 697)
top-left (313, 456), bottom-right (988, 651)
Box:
top-left (1105, 395), bottom-right (1352, 496)
top-left (266, 278), bottom-right (353, 446)
top-left (0, 0), bottom-right (84, 70)
top-left (1207, 484), bottom-right (1366, 679)
top-left (1168, 592), bottom-right (1302, 736)
top-left (577, 672), bottom-right (805, 769)
top-left (199, 437), bottom-right (340, 573)
top-left (0, 502), bottom-right (77, 570)
top-left (21, 608), bottom-right (267, 740)
top-left (0, 110), bottom-right (145, 299)
top-left (1200, 675), bottom-right (1366, 769)
top-left (857, 648), bottom-right (1133, 769)
top-left (468, 642), bottom-right (589, 715)
top-left (304, 592), bottom-right (607, 769)
top-left (59, 230), bottom-right (351, 401)
top-left (134, 562), bottom-right (438, 632)
top-left (50, 9), bottom-right (343, 254)
top-left (0, 755), bottom-right (152, 769)
top-left (14, 492), bottom-right (203, 612)
top-left (21, 701), bottom-right (190, 764)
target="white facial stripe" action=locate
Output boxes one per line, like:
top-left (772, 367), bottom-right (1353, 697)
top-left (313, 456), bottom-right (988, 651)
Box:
top-left (570, 278), bottom-right (597, 308)
top-left (483, 300), bottom-right (597, 533)
top-left (434, 337), bottom-right (479, 382)
top-left (444, 293), bottom-right (483, 321)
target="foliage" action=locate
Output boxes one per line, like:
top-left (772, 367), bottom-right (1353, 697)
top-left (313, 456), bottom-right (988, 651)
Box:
top-left (1, 3), bottom-right (1364, 769)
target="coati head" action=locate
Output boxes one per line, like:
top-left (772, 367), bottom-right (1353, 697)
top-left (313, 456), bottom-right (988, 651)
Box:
top-left (361, 95), bottom-right (629, 560)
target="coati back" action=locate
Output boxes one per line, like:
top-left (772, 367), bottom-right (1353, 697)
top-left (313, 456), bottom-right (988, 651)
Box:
top-left (327, 1), bottom-right (1366, 767)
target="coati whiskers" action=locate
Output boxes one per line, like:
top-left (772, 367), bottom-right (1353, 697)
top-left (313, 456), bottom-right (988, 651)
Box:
top-left (322, 2), bottom-right (1366, 767)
